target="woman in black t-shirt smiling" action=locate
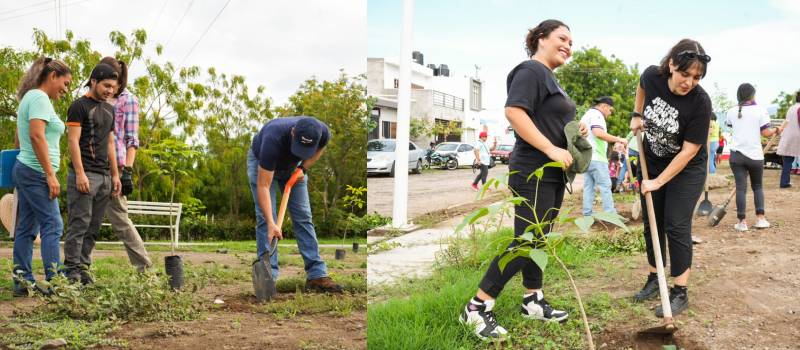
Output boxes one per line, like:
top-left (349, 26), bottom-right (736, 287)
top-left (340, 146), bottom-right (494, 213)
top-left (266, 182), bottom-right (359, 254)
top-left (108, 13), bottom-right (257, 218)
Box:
top-left (459, 19), bottom-right (588, 341)
top-left (630, 39), bottom-right (712, 318)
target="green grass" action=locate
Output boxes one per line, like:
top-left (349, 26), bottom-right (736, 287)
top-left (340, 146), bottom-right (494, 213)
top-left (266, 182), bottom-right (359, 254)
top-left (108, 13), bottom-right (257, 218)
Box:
top-left (0, 238), bottom-right (366, 348)
top-left (367, 227), bottom-right (649, 349)
top-left (0, 238), bottom-right (367, 253)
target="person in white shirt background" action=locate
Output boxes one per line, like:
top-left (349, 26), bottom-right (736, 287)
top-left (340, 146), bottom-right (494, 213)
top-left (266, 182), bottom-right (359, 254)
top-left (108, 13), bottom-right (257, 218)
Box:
top-left (724, 83), bottom-right (782, 231)
top-left (471, 131), bottom-right (496, 190)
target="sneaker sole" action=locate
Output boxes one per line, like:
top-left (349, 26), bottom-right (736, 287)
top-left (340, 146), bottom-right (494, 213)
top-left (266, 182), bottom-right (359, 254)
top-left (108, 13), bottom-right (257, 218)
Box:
top-left (521, 306), bottom-right (569, 323)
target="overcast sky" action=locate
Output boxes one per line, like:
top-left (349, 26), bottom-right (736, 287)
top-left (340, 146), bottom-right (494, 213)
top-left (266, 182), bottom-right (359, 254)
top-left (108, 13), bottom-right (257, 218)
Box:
top-left (369, 0), bottom-right (800, 120)
top-left (0, 0), bottom-right (366, 107)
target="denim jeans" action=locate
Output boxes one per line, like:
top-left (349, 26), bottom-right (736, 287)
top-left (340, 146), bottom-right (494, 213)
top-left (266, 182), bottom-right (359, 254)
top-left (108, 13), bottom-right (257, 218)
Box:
top-left (247, 150), bottom-right (327, 280)
top-left (617, 149), bottom-right (639, 187)
top-left (11, 161), bottom-right (63, 288)
top-left (708, 141), bottom-right (719, 174)
top-left (583, 160), bottom-right (617, 216)
top-left (781, 156), bottom-right (795, 187)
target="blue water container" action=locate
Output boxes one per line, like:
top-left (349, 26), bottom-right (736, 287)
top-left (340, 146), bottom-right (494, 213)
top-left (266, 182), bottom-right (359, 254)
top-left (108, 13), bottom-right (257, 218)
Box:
top-left (0, 149), bottom-right (20, 188)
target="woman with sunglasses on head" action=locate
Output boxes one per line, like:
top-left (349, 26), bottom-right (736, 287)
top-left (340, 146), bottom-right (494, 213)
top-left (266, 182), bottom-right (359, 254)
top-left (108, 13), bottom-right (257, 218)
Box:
top-left (725, 83), bottom-right (782, 231)
top-left (629, 39), bottom-right (713, 317)
top-left (459, 19), bottom-right (587, 341)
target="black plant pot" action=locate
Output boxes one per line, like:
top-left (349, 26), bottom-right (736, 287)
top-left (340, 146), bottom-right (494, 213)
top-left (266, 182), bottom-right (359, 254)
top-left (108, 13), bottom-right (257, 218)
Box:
top-left (335, 249), bottom-right (346, 260)
top-left (164, 255), bottom-right (184, 290)
top-left (352, 242), bottom-right (359, 253)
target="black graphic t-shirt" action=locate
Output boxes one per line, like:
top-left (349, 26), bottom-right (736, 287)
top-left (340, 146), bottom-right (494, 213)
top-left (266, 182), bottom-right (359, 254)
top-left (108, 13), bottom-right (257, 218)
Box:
top-left (639, 65), bottom-right (711, 176)
top-left (66, 96), bottom-right (116, 175)
top-left (505, 60), bottom-right (577, 182)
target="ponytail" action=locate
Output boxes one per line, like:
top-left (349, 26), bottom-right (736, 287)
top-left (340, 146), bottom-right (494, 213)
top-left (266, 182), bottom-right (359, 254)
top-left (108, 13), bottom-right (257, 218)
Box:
top-left (16, 57), bottom-right (71, 101)
top-left (738, 104), bottom-right (743, 119)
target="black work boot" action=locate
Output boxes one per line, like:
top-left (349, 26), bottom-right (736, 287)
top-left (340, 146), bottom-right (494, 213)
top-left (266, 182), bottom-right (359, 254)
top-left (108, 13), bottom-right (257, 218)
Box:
top-left (633, 273), bottom-right (659, 302)
top-left (655, 286), bottom-right (689, 317)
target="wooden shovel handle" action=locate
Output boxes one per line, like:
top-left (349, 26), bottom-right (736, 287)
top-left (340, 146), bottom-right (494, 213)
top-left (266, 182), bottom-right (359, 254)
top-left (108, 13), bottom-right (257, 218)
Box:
top-left (635, 131), bottom-right (674, 324)
top-left (276, 168), bottom-right (304, 231)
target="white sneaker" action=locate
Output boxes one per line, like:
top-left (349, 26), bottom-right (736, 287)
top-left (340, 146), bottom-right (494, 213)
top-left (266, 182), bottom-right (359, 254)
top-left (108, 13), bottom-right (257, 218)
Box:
top-left (521, 291), bottom-right (569, 322)
top-left (734, 222), bottom-right (748, 232)
top-left (459, 298), bottom-right (508, 341)
top-left (754, 218), bottom-right (770, 229)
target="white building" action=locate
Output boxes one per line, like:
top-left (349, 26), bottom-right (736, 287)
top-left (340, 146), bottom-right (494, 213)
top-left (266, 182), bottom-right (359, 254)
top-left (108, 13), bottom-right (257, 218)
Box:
top-left (367, 53), bottom-right (484, 147)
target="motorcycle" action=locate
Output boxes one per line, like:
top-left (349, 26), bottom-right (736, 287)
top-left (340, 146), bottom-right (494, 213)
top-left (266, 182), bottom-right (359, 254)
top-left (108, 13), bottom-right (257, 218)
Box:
top-left (428, 151), bottom-right (458, 170)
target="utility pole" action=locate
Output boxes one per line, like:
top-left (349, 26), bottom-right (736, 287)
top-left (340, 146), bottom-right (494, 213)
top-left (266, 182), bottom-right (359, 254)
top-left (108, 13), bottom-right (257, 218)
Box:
top-left (391, 0), bottom-right (414, 229)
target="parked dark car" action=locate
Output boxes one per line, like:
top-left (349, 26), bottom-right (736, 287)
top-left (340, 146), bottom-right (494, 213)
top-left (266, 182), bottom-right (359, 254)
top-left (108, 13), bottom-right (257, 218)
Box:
top-left (491, 144), bottom-right (513, 164)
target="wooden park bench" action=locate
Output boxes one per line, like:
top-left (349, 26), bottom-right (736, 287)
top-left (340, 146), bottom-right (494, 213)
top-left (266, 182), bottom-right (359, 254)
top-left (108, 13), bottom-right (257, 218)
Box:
top-left (102, 201), bottom-right (183, 245)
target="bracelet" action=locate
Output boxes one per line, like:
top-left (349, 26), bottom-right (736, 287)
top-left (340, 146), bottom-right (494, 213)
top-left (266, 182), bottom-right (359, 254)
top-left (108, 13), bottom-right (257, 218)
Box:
top-left (298, 165), bottom-right (307, 173)
top-left (630, 111), bottom-right (643, 119)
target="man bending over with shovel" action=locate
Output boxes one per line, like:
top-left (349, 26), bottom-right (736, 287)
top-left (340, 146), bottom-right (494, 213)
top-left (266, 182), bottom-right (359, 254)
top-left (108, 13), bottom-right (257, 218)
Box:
top-left (247, 116), bottom-right (342, 293)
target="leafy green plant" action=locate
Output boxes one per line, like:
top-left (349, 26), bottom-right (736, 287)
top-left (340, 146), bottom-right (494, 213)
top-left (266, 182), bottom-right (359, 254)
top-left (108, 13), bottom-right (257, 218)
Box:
top-left (340, 185), bottom-right (366, 243)
top-left (0, 319), bottom-right (125, 349)
top-left (143, 138), bottom-right (200, 253)
top-left (456, 162), bottom-right (628, 350)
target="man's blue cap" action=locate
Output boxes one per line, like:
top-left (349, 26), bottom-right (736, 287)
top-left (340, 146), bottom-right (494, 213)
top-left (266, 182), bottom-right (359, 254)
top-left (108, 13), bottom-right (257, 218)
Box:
top-left (291, 117), bottom-right (322, 160)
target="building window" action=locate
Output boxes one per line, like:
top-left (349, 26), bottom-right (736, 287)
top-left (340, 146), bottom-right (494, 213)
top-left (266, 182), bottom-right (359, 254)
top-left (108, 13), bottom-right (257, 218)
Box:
top-left (432, 90), bottom-right (464, 111)
top-left (369, 108), bottom-right (380, 140)
top-left (470, 79), bottom-right (482, 111)
top-left (393, 79), bottom-right (399, 88)
top-left (382, 121), bottom-right (397, 139)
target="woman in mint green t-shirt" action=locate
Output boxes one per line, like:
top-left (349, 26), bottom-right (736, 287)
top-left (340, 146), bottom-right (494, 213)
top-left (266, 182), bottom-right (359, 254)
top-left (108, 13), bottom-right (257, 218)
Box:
top-left (11, 57), bottom-right (72, 296)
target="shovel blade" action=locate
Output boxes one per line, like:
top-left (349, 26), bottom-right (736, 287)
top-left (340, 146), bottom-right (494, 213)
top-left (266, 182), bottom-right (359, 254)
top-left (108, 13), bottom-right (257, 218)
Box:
top-left (638, 319), bottom-right (678, 335)
top-left (252, 257), bottom-right (277, 302)
top-left (631, 200), bottom-right (641, 220)
top-left (708, 205), bottom-right (726, 227)
top-left (697, 200), bottom-right (712, 216)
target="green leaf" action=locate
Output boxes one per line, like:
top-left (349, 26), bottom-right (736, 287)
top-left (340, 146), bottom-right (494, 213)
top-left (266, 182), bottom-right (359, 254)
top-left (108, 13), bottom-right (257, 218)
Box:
top-left (498, 246), bottom-right (531, 273)
top-left (455, 207), bottom-right (489, 234)
top-left (520, 232), bottom-right (534, 242)
top-left (592, 211), bottom-right (630, 232)
top-left (529, 248), bottom-right (548, 271)
top-left (574, 216), bottom-right (594, 233)
top-left (507, 196), bottom-right (528, 205)
top-left (545, 231), bottom-right (562, 240)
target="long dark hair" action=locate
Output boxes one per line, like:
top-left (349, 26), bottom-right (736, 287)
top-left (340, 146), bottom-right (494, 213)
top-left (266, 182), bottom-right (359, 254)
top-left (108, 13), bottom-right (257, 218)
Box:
top-left (736, 83), bottom-right (755, 119)
top-left (658, 39), bottom-right (709, 78)
top-left (525, 19), bottom-right (570, 56)
top-left (16, 57), bottom-right (71, 101)
top-left (99, 56), bottom-right (128, 97)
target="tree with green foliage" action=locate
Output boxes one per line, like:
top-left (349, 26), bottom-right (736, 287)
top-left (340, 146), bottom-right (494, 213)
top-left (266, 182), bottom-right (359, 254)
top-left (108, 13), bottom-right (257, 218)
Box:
top-left (556, 47), bottom-right (639, 138)
top-left (773, 90), bottom-right (799, 119)
top-left (191, 68), bottom-right (272, 218)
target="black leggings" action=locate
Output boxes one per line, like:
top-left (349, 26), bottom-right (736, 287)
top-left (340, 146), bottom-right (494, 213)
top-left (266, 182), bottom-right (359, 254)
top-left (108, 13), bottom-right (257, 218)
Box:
top-left (730, 151), bottom-right (765, 220)
top-left (473, 164), bottom-right (489, 186)
top-left (478, 173), bottom-right (564, 298)
top-left (638, 166), bottom-right (704, 277)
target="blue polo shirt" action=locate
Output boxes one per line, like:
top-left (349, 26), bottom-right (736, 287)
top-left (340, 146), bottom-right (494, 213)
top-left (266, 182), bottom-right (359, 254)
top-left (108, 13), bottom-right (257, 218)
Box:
top-left (251, 116), bottom-right (330, 171)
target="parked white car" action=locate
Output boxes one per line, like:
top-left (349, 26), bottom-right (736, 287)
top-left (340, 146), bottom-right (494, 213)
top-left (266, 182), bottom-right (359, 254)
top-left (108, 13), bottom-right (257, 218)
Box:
top-left (433, 142), bottom-right (477, 169)
top-left (367, 139), bottom-right (424, 176)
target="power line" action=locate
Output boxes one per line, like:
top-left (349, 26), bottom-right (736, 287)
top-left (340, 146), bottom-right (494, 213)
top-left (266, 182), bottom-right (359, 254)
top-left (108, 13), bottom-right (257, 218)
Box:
top-left (179, 0), bottom-right (231, 67)
top-left (164, 0), bottom-right (195, 48)
top-left (0, 0), bottom-right (91, 22)
top-left (0, 0), bottom-right (52, 17)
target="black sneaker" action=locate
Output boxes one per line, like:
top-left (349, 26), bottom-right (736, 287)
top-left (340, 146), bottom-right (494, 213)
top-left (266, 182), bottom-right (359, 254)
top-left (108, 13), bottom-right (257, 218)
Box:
top-left (521, 291), bottom-right (568, 322)
top-left (79, 270), bottom-right (94, 285)
top-left (633, 274), bottom-right (659, 302)
top-left (459, 298), bottom-right (508, 341)
top-left (655, 286), bottom-right (689, 317)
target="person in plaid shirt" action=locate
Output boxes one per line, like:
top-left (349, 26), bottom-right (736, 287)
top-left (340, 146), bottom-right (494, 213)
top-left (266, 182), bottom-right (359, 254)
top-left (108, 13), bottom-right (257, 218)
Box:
top-left (100, 56), bottom-right (152, 272)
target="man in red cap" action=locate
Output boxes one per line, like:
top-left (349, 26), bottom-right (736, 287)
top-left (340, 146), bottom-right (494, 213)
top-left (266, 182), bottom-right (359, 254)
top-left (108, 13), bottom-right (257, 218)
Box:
top-left (472, 131), bottom-right (496, 190)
